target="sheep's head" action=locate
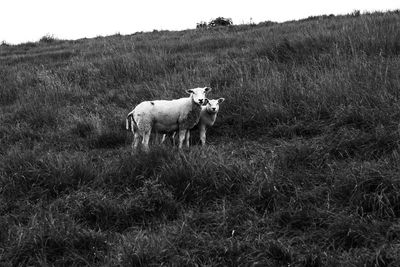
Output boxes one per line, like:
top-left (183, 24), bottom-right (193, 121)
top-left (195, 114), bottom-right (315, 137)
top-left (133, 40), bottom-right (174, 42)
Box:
top-left (205, 98), bottom-right (225, 114)
top-left (186, 87), bottom-right (211, 105)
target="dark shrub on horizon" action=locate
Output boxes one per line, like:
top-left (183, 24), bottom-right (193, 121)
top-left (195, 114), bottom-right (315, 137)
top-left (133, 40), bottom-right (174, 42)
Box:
top-left (209, 17), bottom-right (233, 27)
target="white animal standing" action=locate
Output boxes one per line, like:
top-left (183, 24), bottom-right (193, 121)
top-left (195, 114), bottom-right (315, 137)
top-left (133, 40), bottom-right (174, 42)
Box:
top-left (198, 98), bottom-right (225, 146)
top-left (126, 87), bottom-right (211, 151)
top-left (162, 98), bottom-right (225, 146)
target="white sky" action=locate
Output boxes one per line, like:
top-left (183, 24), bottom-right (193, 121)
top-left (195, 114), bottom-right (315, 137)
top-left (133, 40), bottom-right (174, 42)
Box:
top-left (1, 0), bottom-right (399, 44)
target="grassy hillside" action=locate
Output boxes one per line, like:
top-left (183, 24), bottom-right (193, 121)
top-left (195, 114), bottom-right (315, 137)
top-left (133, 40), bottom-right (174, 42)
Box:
top-left (1, 10), bottom-right (400, 266)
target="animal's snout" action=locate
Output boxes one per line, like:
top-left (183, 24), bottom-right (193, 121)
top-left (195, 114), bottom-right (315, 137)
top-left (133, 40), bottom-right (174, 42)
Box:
top-left (212, 108), bottom-right (216, 111)
top-left (198, 99), bottom-right (204, 104)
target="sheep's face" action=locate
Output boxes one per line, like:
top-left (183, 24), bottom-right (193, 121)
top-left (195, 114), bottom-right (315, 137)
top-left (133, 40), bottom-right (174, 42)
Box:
top-left (186, 87), bottom-right (211, 105)
top-left (206, 98), bottom-right (225, 114)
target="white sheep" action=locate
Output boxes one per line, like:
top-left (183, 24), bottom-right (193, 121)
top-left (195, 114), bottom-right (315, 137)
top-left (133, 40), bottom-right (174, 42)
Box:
top-left (162, 98), bottom-right (225, 146)
top-left (198, 98), bottom-right (225, 146)
top-left (126, 87), bottom-right (211, 151)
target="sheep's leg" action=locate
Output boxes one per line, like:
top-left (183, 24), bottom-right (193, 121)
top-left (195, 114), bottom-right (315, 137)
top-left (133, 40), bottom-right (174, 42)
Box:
top-left (154, 132), bottom-right (161, 145)
top-left (200, 125), bottom-right (207, 146)
top-left (185, 130), bottom-right (190, 148)
top-left (133, 132), bottom-right (141, 150)
top-left (161, 134), bottom-right (167, 144)
top-left (142, 129), bottom-right (151, 152)
top-left (132, 132), bottom-right (137, 150)
top-left (172, 132), bottom-right (176, 147)
top-left (178, 129), bottom-right (187, 149)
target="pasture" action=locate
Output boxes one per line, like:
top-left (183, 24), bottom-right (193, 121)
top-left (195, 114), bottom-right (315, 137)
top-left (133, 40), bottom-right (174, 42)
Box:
top-left (1, 10), bottom-right (400, 266)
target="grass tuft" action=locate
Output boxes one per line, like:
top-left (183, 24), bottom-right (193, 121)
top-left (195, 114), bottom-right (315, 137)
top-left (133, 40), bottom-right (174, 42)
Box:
top-left (0, 150), bottom-right (97, 201)
top-left (1, 213), bottom-right (107, 266)
top-left (159, 149), bottom-right (250, 204)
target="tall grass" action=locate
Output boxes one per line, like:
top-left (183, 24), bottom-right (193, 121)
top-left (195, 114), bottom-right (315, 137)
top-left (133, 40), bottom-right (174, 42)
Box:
top-left (1, 10), bottom-right (400, 266)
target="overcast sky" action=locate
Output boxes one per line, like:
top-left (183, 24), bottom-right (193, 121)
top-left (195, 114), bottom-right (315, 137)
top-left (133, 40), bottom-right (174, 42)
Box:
top-left (1, 0), bottom-right (399, 44)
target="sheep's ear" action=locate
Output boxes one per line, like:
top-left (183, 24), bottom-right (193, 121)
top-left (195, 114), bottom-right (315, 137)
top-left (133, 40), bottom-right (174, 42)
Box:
top-left (204, 87), bottom-right (212, 92)
top-left (204, 99), bottom-right (209, 105)
top-left (186, 89), bottom-right (193, 94)
top-left (218, 98), bottom-right (225, 103)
